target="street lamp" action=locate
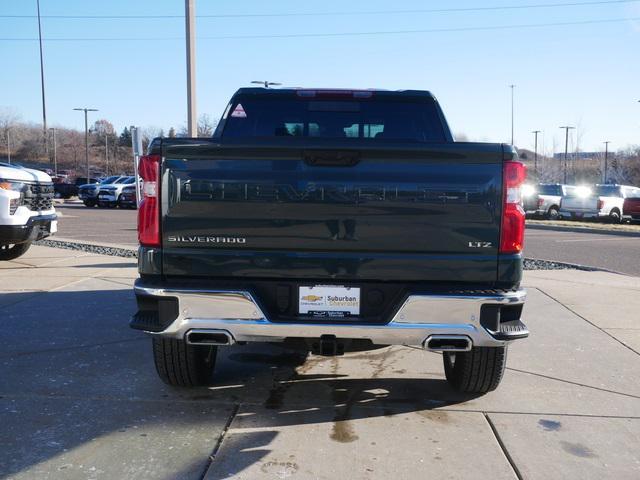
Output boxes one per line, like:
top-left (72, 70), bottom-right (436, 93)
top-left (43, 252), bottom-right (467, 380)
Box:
top-left (251, 81), bottom-right (282, 88)
top-left (559, 126), bottom-right (575, 184)
top-left (49, 127), bottom-right (57, 176)
top-left (73, 107), bottom-right (98, 181)
top-left (532, 130), bottom-right (541, 177)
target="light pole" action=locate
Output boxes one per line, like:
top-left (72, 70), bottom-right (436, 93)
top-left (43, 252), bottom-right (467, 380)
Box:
top-left (73, 108), bottom-right (98, 181)
top-left (49, 128), bottom-right (57, 176)
top-left (603, 141), bottom-right (611, 184)
top-left (105, 134), bottom-right (109, 176)
top-left (185, 0), bottom-right (197, 137)
top-left (251, 81), bottom-right (282, 88)
top-left (559, 126), bottom-right (575, 184)
top-left (36, 0), bottom-right (48, 161)
top-left (532, 130), bottom-right (541, 177)
top-left (509, 84), bottom-right (516, 145)
top-left (5, 128), bottom-right (10, 164)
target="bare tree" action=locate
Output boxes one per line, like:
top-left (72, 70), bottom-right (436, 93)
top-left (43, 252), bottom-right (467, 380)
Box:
top-left (197, 114), bottom-right (217, 137)
top-left (0, 108), bottom-right (21, 161)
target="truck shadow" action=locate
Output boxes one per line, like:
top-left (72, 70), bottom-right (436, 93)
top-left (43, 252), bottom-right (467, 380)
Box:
top-left (0, 287), bottom-right (477, 479)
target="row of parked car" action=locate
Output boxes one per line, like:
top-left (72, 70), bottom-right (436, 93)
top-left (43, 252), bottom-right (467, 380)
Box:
top-left (523, 183), bottom-right (640, 223)
top-left (77, 176), bottom-right (138, 209)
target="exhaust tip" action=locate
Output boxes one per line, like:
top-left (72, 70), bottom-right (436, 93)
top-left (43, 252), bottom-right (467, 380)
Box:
top-left (186, 329), bottom-right (234, 346)
top-left (424, 335), bottom-right (472, 352)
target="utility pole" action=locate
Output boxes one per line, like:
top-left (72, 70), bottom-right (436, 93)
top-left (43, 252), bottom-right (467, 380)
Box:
top-left (73, 108), bottom-right (98, 181)
top-left (559, 126), bottom-right (575, 184)
top-left (6, 129), bottom-right (10, 164)
top-left (105, 134), bottom-right (109, 176)
top-left (49, 128), bottom-right (57, 176)
top-left (36, 0), bottom-right (49, 162)
top-left (185, 0), bottom-right (197, 137)
top-left (532, 130), bottom-right (541, 177)
top-left (603, 141), bottom-right (611, 184)
top-left (509, 84), bottom-right (515, 145)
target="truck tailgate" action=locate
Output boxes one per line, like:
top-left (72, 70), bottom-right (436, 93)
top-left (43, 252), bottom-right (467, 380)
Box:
top-left (160, 142), bottom-right (504, 283)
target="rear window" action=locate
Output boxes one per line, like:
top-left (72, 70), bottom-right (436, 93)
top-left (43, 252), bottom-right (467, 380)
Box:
top-left (538, 185), bottom-right (561, 195)
top-left (596, 185), bottom-right (622, 197)
top-left (221, 97), bottom-right (447, 143)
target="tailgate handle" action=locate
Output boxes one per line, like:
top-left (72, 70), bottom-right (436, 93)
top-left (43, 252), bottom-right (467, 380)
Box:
top-left (303, 150), bottom-right (360, 167)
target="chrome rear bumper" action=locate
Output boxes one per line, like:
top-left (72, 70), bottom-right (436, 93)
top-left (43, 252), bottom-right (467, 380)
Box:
top-left (133, 281), bottom-right (526, 348)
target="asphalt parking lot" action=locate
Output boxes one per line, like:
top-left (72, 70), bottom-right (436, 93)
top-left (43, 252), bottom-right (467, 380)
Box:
top-left (1, 246), bottom-right (639, 479)
top-left (525, 226), bottom-right (640, 276)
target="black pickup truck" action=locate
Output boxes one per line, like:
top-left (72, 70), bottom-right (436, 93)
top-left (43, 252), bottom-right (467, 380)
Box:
top-left (132, 88), bottom-right (528, 394)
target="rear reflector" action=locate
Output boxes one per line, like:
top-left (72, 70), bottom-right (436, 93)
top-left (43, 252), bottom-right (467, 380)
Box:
top-left (137, 154), bottom-right (161, 247)
top-left (500, 161), bottom-right (527, 254)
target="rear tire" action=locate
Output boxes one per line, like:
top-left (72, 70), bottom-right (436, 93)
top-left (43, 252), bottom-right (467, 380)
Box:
top-left (0, 242), bottom-right (31, 261)
top-left (609, 209), bottom-right (621, 224)
top-left (443, 346), bottom-right (507, 394)
top-left (547, 206), bottom-right (560, 220)
top-left (152, 337), bottom-right (218, 387)
top-left (83, 200), bottom-right (96, 207)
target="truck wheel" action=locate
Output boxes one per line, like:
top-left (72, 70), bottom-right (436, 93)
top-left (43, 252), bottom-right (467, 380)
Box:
top-left (547, 206), bottom-right (560, 220)
top-left (0, 242), bottom-right (31, 261)
top-left (609, 209), bottom-right (621, 224)
top-left (83, 200), bottom-right (96, 208)
top-left (152, 338), bottom-right (217, 387)
top-left (443, 346), bottom-right (507, 394)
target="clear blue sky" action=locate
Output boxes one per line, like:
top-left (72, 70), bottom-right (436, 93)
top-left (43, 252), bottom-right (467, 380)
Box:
top-left (1, 0), bottom-right (639, 153)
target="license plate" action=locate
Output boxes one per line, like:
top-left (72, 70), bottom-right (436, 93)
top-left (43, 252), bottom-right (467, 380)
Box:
top-left (299, 285), bottom-right (360, 317)
top-left (49, 220), bottom-right (58, 233)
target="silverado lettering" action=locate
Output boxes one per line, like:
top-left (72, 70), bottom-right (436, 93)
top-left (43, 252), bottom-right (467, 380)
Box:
top-left (167, 236), bottom-right (246, 244)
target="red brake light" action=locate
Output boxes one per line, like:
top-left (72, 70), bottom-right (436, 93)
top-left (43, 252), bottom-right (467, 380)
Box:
top-left (500, 161), bottom-right (527, 254)
top-left (137, 154), bottom-right (161, 247)
top-left (537, 197), bottom-right (544, 208)
top-left (597, 199), bottom-right (604, 210)
top-left (295, 89), bottom-right (374, 99)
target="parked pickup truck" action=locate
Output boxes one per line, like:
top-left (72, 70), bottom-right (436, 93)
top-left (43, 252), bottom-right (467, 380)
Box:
top-left (54, 176), bottom-right (100, 199)
top-left (0, 162), bottom-right (57, 260)
top-left (560, 184), bottom-right (640, 223)
top-left (623, 196), bottom-right (640, 221)
top-left (523, 183), bottom-right (577, 220)
top-left (131, 88), bottom-right (529, 394)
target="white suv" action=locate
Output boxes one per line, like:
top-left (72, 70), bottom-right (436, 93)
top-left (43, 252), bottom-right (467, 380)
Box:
top-left (0, 163), bottom-right (57, 260)
top-left (97, 176), bottom-right (136, 208)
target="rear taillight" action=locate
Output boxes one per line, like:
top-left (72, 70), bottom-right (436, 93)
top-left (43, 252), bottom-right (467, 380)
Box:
top-left (597, 199), bottom-right (604, 210)
top-left (137, 154), bottom-right (160, 247)
top-left (500, 161), bottom-right (527, 254)
top-left (537, 197), bottom-right (544, 208)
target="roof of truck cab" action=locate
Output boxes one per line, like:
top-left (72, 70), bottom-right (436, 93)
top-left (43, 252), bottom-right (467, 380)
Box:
top-left (232, 87), bottom-right (436, 99)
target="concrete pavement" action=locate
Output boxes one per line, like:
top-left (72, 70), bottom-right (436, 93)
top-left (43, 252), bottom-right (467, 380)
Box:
top-left (1, 245), bottom-right (639, 479)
